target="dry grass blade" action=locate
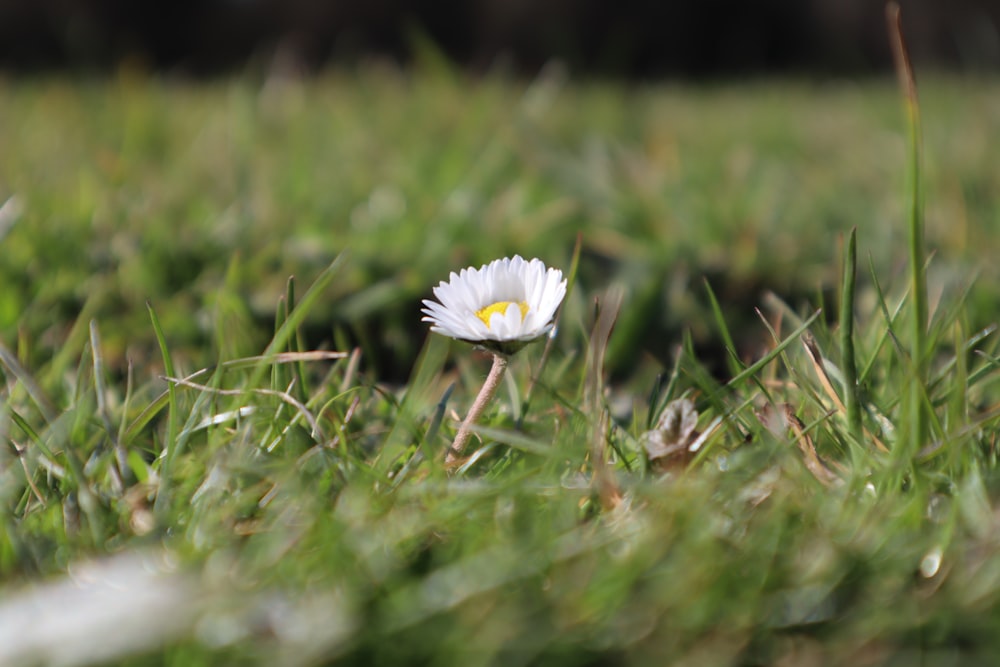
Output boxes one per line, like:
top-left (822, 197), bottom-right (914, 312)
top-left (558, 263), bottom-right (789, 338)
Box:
top-left (124, 350), bottom-right (348, 442)
top-left (10, 442), bottom-right (47, 506)
top-left (802, 334), bottom-right (889, 453)
top-left (234, 351), bottom-right (350, 366)
top-left (340, 347), bottom-right (363, 393)
top-left (164, 376), bottom-right (325, 441)
top-left (802, 333), bottom-right (849, 415)
top-left (887, 2), bottom-right (918, 112)
top-left (588, 288), bottom-right (624, 510)
top-left (755, 403), bottom-right (841, 487)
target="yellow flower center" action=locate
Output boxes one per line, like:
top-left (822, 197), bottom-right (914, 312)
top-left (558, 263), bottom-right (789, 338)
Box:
top-left (475, 301), bottom-right (529, 329)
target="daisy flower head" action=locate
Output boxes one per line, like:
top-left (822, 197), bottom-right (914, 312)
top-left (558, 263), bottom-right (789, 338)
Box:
top-left (422, 255), bottom-right (567, 355)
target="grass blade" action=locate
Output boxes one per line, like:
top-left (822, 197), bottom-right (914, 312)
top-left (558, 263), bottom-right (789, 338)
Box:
top-left (89, 320), bottom-right (124, 493)
top-left (888, 1), bottom-right (928, 450)
top-left (704, 278), bottom-right (744, 378)
top-left (378, 334), bottom-right (450, 475)
top-left (286, 276), bottom-right (310, 401)
top-left (251, 252), bottom-right (348, 390)
top-left (840, 228), bottom-right (862, 443)
top-left (726, 309), bottom-right (823, 390)
top-left (148, 302), bottom-right (179, 514)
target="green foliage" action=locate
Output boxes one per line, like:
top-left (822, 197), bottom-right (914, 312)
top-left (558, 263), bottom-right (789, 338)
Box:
top-left (1, 71), bottom-right (1000, 665)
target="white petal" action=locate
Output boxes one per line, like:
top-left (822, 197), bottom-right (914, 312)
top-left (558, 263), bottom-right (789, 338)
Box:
top-left (422, 255), bottom-right (567, 346)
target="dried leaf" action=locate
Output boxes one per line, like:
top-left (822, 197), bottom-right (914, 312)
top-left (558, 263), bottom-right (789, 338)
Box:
top-left (642, 397), bottom-right (700, 471)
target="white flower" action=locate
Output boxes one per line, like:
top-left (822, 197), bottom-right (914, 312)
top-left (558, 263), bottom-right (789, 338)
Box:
top-left (422, 255), bottom-right (567, 354)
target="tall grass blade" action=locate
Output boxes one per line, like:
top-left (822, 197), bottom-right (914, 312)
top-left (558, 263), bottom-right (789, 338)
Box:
top-left (89, 320), bottom-right (124, 493)
top-left (251, 252), bottom-right (347, 390)
top-left (148, 302), bottom-right (179, 514)
top-left (888, 1), bottom-right (928, 451)
top-left (272, 294), bottom-right (288, 393)
top-left (704, 278), bottom-right (744, 377)
top-left (115, 358), bottom-right (135, 479)
top-left (840, 228), bottom-right (862, 444)
top-left (286, 276), bottom-right (310, 401)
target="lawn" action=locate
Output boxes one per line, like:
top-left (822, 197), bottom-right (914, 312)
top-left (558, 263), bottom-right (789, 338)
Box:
top-left (2, 67), bottom-right (1000, 665)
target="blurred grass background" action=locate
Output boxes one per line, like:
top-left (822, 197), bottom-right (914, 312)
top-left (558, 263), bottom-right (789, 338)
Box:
top-left (2, 71), bottom-right (998, 380)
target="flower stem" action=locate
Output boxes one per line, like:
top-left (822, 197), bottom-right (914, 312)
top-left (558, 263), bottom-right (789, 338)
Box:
top-left (447, 353), bottom-right (508, 467)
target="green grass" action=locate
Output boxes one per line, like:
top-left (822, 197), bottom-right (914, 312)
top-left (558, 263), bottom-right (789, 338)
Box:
top-left (2, 69), bottom-right (1000, 665)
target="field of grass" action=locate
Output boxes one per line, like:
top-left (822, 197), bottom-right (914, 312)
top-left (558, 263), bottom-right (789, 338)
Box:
top-left (2, 67), bottom-right (1000, 665)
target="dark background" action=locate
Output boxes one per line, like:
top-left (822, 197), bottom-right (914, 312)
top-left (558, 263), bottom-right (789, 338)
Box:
top-left (1, 0), bottom-right (998, 77)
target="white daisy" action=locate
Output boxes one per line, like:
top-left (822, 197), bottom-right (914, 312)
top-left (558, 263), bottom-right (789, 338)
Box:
top-left (422, 255), bottom-right (567, 354)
